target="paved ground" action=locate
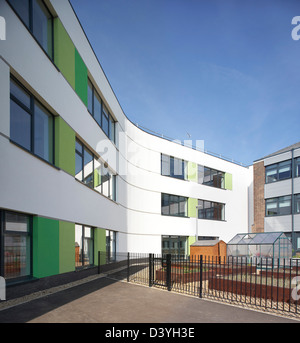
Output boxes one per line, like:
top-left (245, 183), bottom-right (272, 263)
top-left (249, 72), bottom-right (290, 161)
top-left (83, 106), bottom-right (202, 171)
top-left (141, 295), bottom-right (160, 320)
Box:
top-left (0, 276), bottom-right (298, 324)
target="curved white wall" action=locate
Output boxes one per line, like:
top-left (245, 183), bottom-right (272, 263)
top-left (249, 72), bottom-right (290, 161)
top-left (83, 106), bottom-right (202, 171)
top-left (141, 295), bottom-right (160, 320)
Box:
top-left (0, 0), bottom-right (253, 253)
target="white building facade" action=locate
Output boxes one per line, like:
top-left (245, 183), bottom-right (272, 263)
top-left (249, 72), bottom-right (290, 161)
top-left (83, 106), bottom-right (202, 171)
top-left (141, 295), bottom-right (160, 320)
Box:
top-left (0, 0), bottom-right (253, 284)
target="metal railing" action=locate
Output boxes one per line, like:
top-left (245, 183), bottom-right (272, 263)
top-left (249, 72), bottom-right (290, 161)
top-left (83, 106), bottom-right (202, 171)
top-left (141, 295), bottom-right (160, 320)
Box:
top-left (98, 252), bottom-right (300, 316)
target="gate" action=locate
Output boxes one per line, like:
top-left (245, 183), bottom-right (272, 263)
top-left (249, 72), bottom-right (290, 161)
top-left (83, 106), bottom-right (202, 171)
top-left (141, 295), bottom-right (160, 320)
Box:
top-left (149, 254), bottom-right (172, 291)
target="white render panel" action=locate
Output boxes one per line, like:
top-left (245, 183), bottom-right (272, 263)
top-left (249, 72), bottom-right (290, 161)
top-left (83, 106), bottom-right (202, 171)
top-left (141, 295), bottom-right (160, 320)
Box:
top-left (294, 177), bottom-right (300, 194)
top-left (264, 216), bottom-right (292, 233)
top-left (294, 215), bottom-right (300, 232)
top-left (294, 148), bottom-right (300, 158)
top-left (264, 179), bottom-right (292, 199)
top-left (264, 152), bottom-right (292, 166)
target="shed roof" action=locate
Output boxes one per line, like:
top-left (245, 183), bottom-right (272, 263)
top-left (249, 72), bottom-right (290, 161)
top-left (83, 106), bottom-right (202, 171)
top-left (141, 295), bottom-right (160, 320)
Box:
top-left (191, 239), bottom-right (223, 247)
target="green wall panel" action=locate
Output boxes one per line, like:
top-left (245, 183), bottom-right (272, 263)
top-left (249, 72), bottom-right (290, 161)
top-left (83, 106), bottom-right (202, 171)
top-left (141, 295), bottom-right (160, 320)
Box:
top-left (59, 221), bottom-right (75, 274)
top-left (225, 173), bottom-right (233, 190)
top-left (188, 236), bottom-right (197, 255)
top-left (188, 198), bottom-right (198, 218)
top-left (54, 18), bottom-right (75, 89)
top-left (94, 228), bottom-right (106, 265)
top-left (33, 217), bottom-right (59, 279)
top-left (187, 161), bottom-right (197, 182)
top-left (55, 116), bottom-right (75, 176)
top-left (75, 49), bottom-right (88, 106)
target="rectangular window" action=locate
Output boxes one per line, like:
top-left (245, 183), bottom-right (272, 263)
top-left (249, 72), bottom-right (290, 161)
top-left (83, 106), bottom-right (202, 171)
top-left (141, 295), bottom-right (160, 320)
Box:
top-left (161, 154), bottom-right (186, 180)
top-left (200, 165), bottom-right (225, 189)
top-left (10, 77), bottom-right (54, 164)
top-left (75, 225), bottom-right (94, 269)
top-left (265, 160), bottom-right (292, 184)
top-left (198, 199), bottom-right (225, 221)
top-left (295, 194), bottom-right (300, 214)
top-left (295, 157), bottom-right (300, 178)
top-left (87, 79), bottom-right (116, 142)
top-left (75, 141), bottom-right (117, 201)
top-left (2, 211), bottom-right (32, 281)
top-left (8, 0), bottom-right (53, 59)
top-left (161, 193), bottom-right (187, 217)
top-left (266, 196), bottom-right (292, 216)
top-left (106, 230), bottom-right (116, 262)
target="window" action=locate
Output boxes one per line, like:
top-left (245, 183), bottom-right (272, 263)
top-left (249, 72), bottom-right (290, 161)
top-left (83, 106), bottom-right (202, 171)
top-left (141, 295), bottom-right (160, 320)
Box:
top-left (1, 211), bottom-right (32, 281)
top-left (198, 199), bottom-right (225, 221)
top-left (87, 79), bottom-right (116, 143)
top-left (161, 154), bottom-right (186, 180)
top-left (265, 160), bottom-right (292, 184)
top-left (266, 196), bottom-right (292, 216)
top-left (10, 77), bottom-right (54, 164)
top-left (75, 140), bottom-right (94, 189)
top-left (8, 0), bottom-right (53, 59)
top-left (75, 139), bottom-right (117, 200)
top-left (106, 230), bottom-right (116, 262)
top-left (162, 236), bottom-right (187, 256)
top-left (161, 194), bottom-right (187, 217)
top-left (295, 194), bottom-right (300, 214)
top-left (295, 158), bottom-right (300, 178)
top-left (75, 225), bottom-right (94, 268)
top-left (200, 165), bottom-right (225, 189)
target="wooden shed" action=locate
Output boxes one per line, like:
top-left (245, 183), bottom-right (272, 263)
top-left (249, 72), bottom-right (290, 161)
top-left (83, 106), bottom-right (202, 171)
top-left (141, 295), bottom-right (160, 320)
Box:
top-left (190, 239), bottom-right (227, 261)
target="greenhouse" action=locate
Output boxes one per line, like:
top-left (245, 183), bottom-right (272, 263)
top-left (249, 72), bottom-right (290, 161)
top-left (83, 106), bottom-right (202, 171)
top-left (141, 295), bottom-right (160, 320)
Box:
top-left (227, 232), bottom-right (292, 264)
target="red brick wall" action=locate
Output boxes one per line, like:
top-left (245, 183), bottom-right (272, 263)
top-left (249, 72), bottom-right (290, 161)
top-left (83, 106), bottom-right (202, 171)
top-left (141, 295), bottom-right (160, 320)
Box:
top-left (252, 161), bottom-right (265, 233)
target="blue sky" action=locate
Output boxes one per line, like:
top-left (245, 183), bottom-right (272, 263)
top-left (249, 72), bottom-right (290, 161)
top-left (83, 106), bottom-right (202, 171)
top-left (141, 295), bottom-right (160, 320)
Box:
top-left (70, 0), bottom-right (300, 166)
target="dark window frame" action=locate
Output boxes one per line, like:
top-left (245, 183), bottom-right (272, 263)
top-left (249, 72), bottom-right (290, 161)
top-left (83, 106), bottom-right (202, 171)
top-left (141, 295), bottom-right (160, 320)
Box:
top-left (75, 224), bottom-right (94, 270)
top-left (265, 160), bottom-right (292, 184)
top-left (161, 154), bottom-right (186, 180)
top-left (161, 193), bottom-right (188, 218)
top-left (0, 210), bottom-right (33, 283)
top-left (87, 78), bottom-right (116, 143)
top-left (199, 165), bottom-right (225, 189)
top-left (265, 195), bottom-right (292, 217)
top-left (7, 0), bottom-right (54, 61)
top-left (10, 76), bottom-right (55, 165)
top-left (295, 157), bottom-right (300, 178)
top-left (198, 199), bottom-right (225, 221)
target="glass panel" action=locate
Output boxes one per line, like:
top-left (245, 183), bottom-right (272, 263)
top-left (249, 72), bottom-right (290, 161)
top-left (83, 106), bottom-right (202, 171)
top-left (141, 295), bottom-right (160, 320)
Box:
top-left (198, 200), bottom-right (204, 219)
top-left (75, 225), bottom-right (83, 268)
top-left (94, 158), bottom-right (102, 192)
top-left (109, 115), bottom-right (115, 142)
top-left (32, 0), bottom-right (53, 57)
top-left (296, 194), bottom-right (300, 214)
top-left (10, 79), bottom-right (31, 109)
top-left (10, 99), bottom-right (31, 150)
top-left (265, 166), bottom-right (277, 183)
top-left (83, 148), bottom-right (93, 188)
top-left (178, 197), bottom-right (187, 216)
top-left (278, 196), bottom-right (291, 215)
top-left (101, 172), bottom-right (110, 197)
top-left (295, 158), bottom-right (300, 178)
top-left (84, 226), bottom-right (92, 238)
top-left (173, 157), bottom-right (184, 179)
top-left (203, 167), bottom-right (211, 185)
top-left (161, 194), bottom-right (170, 215)
top-left (278, 161), bottom-right (291, 180)
top-left (266, 199), bottom-right (278, 216)
top-left (161, 154), bottom-right (170, 176)
top-left (8, 0), bottom-right (30, 27)
top-left (75, 153), bottom-right (83, 181)
top-left (198, 165), bottom-right (204, 184)
top-left (102, 105), bottom-right (109, 136)
top-left (34, 101), bottom-right (53, 163)
top-left (5, 212), bottom-right (29, 232)
top-left (93, 91), bottom-right (101, 126)
top-left (169, 195), bottom-right (179, 216)
top-left (87, 79), bottom-right (93, 114)
top-left (4, 234), bottom-right (31, 279)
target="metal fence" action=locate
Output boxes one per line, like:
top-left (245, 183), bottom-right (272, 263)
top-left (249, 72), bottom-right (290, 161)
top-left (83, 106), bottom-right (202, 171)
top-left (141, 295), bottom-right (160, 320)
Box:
top-left (98, 252), bottom-right (300, 316)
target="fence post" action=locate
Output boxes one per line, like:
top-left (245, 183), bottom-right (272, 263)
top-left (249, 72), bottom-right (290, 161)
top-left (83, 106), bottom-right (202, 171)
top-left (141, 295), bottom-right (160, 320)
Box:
top-left (199, 255), bottom-right (203, 298)
top-left (98, 251), bottom-right (101, 274)
top-left (166, 254), bottom-right (171, 291)
top-left (127, 252), bottom-right (130, 282)
top-left (149, 254), bottom-right (153, 287)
